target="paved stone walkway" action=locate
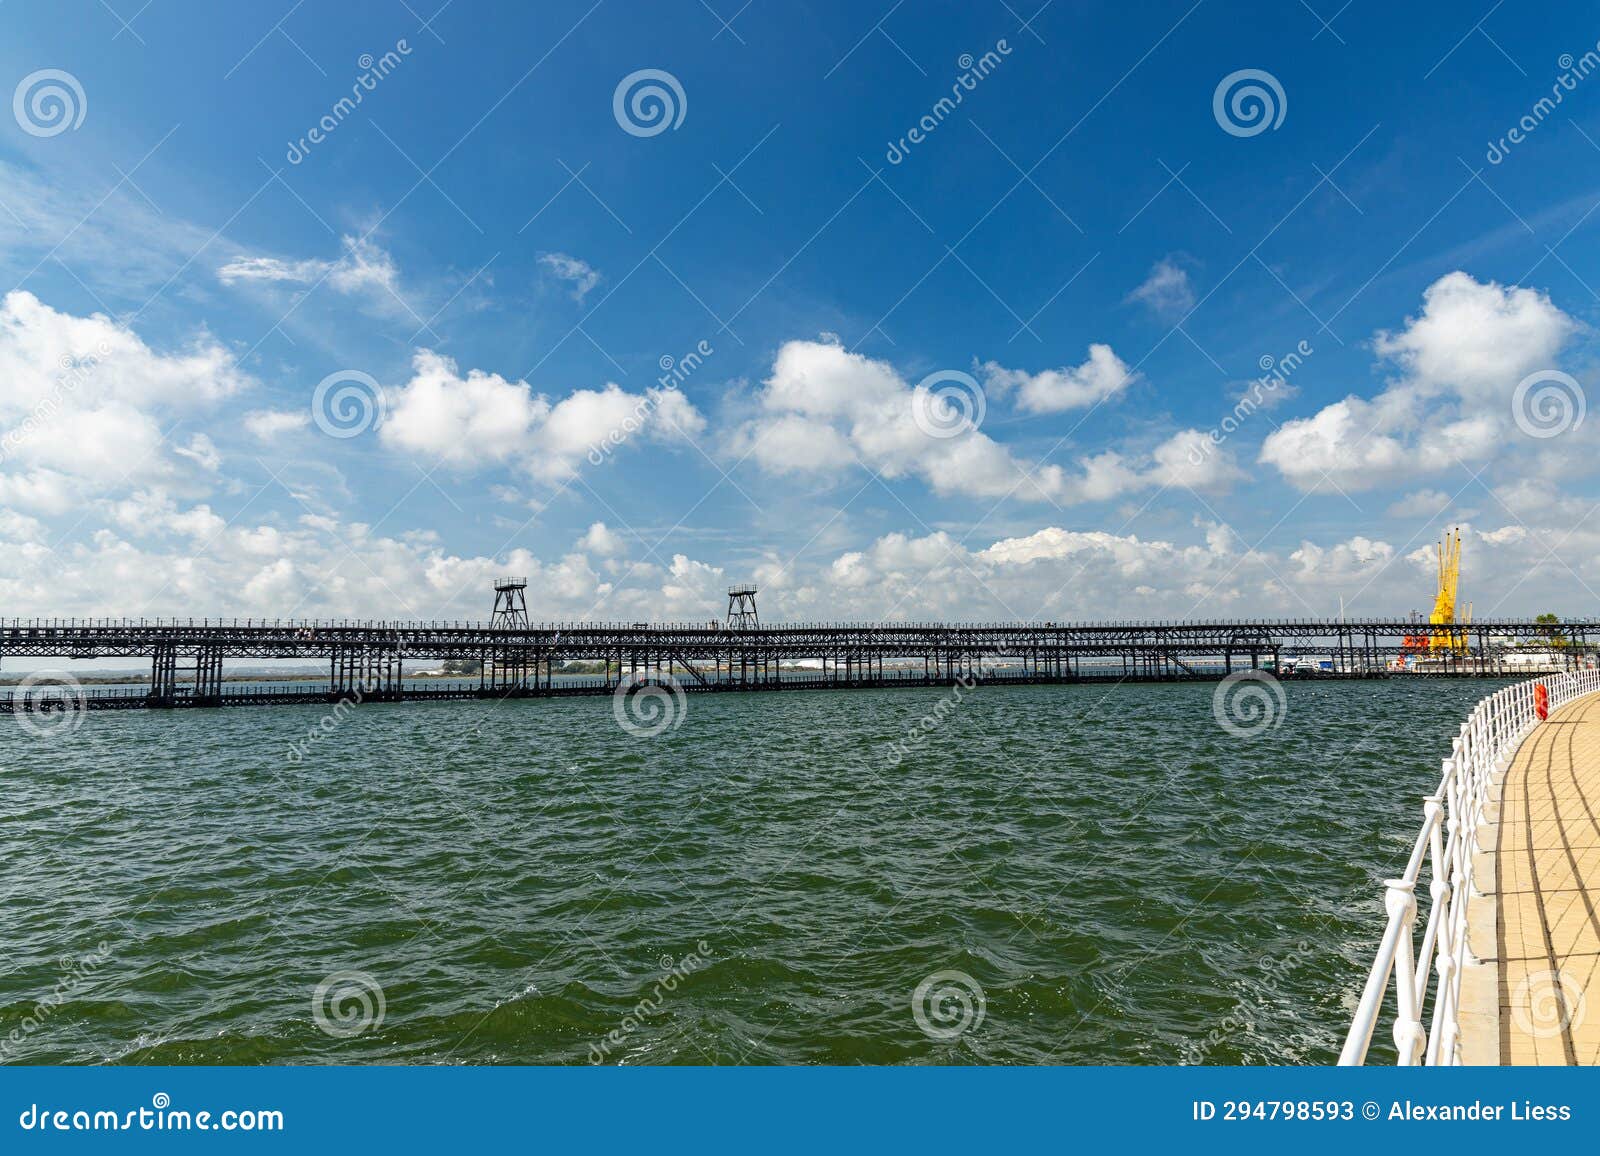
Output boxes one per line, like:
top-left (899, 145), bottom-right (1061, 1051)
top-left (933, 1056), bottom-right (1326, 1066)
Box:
top-left (1492, 694), bottom-right (1600, 1064)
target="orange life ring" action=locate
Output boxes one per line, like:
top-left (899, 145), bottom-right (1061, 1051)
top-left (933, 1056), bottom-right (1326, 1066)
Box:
top-left (1535, 682), bottom-right (1549, 721)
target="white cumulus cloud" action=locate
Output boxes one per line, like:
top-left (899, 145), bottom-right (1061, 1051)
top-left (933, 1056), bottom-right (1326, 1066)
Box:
top-left (0, 291), bottom-right (250, 511)
top-left (978, 343), bottom-right (1137, 413)
top-left (734, 339), bottom-right (1234, 504)
top-left (578, 521), bottom-right (628, 556)
top-left (379, 349), bottom-right (706, 481)
top-left (1260, 272), bottom-right (1581, 491)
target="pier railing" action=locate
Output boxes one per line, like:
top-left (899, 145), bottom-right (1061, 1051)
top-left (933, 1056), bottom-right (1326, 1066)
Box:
top-left (3, 614), bottom-right (1598, 631)
top-left (1339, 667), bottom-right (1600, 1065)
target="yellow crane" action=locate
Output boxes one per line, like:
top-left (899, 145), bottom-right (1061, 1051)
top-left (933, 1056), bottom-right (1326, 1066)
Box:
top-left (1401, 528), bottom-right (1472, 657)
top-left (1428, 527), bottom-right (1470, 654)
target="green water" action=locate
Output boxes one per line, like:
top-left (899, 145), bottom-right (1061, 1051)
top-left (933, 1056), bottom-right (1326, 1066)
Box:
top-left (0, 678), bottom-right (1504, 1065)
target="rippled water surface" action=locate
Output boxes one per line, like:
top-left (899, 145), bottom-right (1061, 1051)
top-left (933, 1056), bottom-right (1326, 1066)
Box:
top-left (0, 679), bottom-right (1506, 1065)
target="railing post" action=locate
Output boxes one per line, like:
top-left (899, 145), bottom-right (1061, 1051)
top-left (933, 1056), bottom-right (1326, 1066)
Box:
top-left (1424, 793), bottom-right (1449, 915)
top-left (1386, 877), bottom-right (1426, 1064)
top-left (1422, 791), bottom-right (1460, 1066)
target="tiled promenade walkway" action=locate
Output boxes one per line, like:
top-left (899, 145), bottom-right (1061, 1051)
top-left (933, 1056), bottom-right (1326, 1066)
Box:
top-left (1487, 694), bottom-right (1600, 1064)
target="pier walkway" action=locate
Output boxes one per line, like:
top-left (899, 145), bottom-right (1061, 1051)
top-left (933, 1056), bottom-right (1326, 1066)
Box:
top-left (1483, 693), bottom-right (1600, 1064)
top-left (1342, 669), bottom-right (1600, 1066)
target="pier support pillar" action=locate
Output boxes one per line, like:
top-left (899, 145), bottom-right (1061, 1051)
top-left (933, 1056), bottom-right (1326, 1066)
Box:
top-left (193, 646), bottom-right (224, 705)
top-left (148, 643), bottom-right (178, 706)
top-left (486, 646), bottom-right (529, 694)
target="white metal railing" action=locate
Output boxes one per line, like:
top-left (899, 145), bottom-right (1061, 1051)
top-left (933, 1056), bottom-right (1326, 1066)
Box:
top-left (1339, 667), bottom-right (1600, 1065)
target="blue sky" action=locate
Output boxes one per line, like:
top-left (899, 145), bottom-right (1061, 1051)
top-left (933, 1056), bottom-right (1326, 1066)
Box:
top-left (1, 0), bottom-right (1598, 623)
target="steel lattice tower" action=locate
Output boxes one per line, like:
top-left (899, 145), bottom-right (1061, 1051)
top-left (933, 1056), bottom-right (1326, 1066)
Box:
top-left (491, 576), bottom-right (529, 628)
top-left (726, 583), bottom-right (759, 630)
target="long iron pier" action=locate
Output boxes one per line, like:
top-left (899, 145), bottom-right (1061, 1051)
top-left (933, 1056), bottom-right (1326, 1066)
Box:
top-left (1, 611), bottom-right (1594, 712)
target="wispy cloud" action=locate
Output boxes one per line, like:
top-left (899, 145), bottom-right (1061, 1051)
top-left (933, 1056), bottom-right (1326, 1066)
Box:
top-left (218, 235), bottom-right (399, 297)
top-left (1126, 257), bottom-right (1196, 320)
top-left (243, 409), bottom-right (311, 440)
top-left (538, 251), bottom-right (601, 302)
